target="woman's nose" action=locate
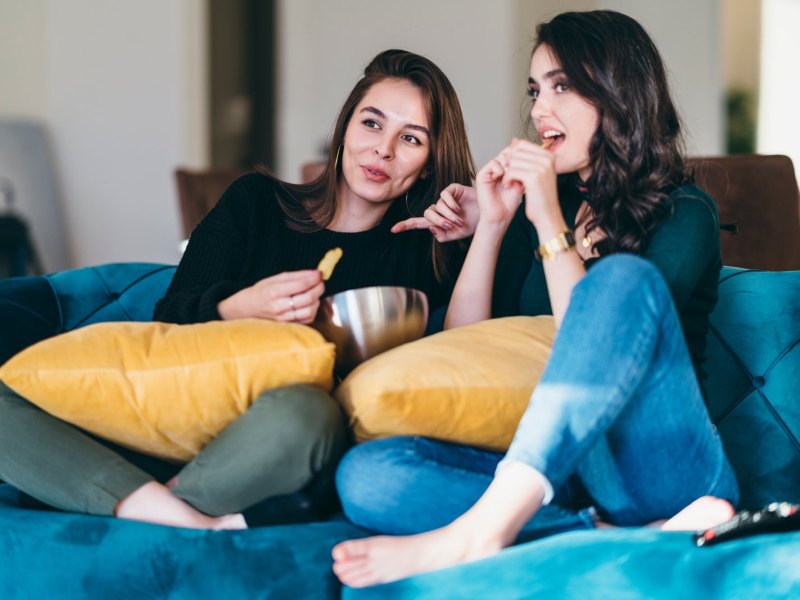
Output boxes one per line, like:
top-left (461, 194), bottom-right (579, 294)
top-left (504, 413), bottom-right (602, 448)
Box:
top-left (374, 136), bottom-right (394, 159)
top-left (530, 95), bottom-right (551, 121)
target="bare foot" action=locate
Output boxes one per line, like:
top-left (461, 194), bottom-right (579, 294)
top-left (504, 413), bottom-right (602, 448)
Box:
top-left (332, 522), bottom-right (502, 588)
top-left (661, 496), bottom-right (735, 531)
top-left (114, 481), bottom-right (247, 530)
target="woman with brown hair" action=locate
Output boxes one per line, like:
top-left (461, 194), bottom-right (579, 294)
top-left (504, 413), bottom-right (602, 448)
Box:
top-left (0, 49), bottom-right (474, 530)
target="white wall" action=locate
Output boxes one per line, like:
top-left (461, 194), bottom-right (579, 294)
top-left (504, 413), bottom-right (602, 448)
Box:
top-left (602, 0), bottom-right (724, 155)
top-left (275, 0), bottom-right (521, 181)
top-left (0, 0), bottom-right (47, 120)
top-left (758, 0), bottom-right (800, 174)
top-left (2, 0), bottom-right (726, 270)
top-left (276, 0), bottom-right (724, 183)
top-left (0, 0), bottom-right (207, 269)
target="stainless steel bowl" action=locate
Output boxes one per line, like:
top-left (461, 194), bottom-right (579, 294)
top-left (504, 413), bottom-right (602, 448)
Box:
top-left (312, 286), bottom-right (428, 375)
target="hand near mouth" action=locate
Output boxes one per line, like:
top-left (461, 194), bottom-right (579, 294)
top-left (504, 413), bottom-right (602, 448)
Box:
top-left (473, 145), bottom-right (524, 228)
top-left (502, 139), bottom-right (560, 228)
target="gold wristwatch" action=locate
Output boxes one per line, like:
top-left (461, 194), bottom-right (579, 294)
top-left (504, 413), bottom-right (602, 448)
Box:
top-left (535, 230), bottom-right (576, 261)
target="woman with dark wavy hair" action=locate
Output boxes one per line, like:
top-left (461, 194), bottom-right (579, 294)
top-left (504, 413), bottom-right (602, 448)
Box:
top-left (333, 11), bottom-right (738, 587)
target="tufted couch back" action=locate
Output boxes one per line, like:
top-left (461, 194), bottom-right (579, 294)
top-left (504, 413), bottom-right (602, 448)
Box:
top-left (0, 262), bottom-right (798, 509)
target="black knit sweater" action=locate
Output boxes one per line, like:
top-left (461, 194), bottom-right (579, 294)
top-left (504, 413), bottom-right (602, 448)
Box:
top-left (154, 173), bottom-right (449, 324)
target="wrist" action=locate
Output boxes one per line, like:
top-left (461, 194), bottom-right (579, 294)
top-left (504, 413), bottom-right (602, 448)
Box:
top-left (475, 219), bottom-right (510, 239)
top-left (218, 290), bottom-right (245, 320)
top-left (535, 229), bottom-right (576, 262)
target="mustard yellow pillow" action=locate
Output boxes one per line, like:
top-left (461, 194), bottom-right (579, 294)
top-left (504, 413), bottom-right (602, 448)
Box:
top-left (335, 316), bottom-right (555, 452)
top-left (0, 320), bottom-right (335, 461)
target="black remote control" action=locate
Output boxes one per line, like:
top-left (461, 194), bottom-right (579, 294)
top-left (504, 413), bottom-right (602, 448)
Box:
top-left (694, 502), bottom-right (800, 547)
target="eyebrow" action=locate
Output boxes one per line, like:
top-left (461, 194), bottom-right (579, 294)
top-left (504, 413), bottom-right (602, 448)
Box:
top-left (528, 69), bottom-right (566, 85)
top-left (360, 106), bottom-right (430, 137)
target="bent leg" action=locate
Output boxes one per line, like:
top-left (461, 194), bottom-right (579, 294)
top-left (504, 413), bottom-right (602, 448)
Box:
top-left (501, 255), bottom-right (738, 524)
top-left (337, 436), bottom-right (593, 537)
top-left (0, 382), bottom-right (153, 515)
top-left (333, 256), bottom-right (738, 587)
top-left (172, 384), bottom-right (348, 518)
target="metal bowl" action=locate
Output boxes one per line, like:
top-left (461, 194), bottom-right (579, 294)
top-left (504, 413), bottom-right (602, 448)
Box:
top-left (312, 286), bottom-right (428, 375)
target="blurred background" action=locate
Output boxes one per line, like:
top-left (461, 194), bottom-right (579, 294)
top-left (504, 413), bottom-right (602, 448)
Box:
top-left (0, 0), bottom-right (797, 273)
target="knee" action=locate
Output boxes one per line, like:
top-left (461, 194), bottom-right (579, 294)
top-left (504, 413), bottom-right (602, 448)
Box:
top-left (255, 384), bottom-right (347, 456)
top-left (336, 437), bottom-right (416, 528)
top-left (582, 255), bottom-right (669, 305)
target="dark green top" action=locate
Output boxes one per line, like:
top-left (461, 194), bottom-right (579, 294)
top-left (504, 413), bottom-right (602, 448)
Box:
top-left (492, 181), bottom-right (721, 381)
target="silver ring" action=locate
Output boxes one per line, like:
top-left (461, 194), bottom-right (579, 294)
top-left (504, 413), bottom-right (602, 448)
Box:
top-left (289, 295), bottom-right (295, 309)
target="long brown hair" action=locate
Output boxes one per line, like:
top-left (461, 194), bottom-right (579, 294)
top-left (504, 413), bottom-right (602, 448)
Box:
top-left (533, 11), bottom-right (689, 255)
top-left (263, 49), bottom-right (475, 279)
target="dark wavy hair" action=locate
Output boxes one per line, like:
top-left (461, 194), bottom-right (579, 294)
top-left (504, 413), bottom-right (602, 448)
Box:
top-left (533, 10), bottom-right (689, 255)
top-left (263, 49), bottom-right (475, 280)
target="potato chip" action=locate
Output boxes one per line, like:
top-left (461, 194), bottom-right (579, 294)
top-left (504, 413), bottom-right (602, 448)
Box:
top-left (317, 247), bottom-right (343, 281)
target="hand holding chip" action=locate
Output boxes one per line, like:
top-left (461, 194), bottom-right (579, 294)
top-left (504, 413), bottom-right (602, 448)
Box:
top-left (217, 269), bottom-right (325, 323)
top-left (216, 248), bottom-right (343, 323)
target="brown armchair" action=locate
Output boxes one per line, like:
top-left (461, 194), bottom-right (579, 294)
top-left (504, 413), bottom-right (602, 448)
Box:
top-left (174, 163), bottom-right (326, 239)
top-left (687, 154), bottom-right (800, 271)
top-left (174, 167), bottom-right (251, 239)
top-left (173, 156), bottom-right (800, 271)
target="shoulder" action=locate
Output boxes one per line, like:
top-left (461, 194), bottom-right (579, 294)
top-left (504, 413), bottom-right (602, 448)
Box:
top-left (223, 172), bottom-right (280, 199)
top-left (664, 183), bottom-right (719, 228)
top-left (646, 183), bottom-right (720, 258)
top-left (216, 172), bottom-right (285, 217)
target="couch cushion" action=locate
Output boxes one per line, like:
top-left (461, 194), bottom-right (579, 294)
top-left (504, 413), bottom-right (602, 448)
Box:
top-left (344, 527), bottom-right (800, 599)
top-left (705, 267), bottom-right (800, 508)
top-left (0, 275), bottom-right (59, 365)
top-left (0, 483), bottom-right (365, 598)
top-left (0, 319), bottom-right (336, 461)
top-left (46, 262), bottom-right (176, 330)
top-left (335, 316), bottom-right (555, 451)
top-left (0, 262), bottom-right (175, 366)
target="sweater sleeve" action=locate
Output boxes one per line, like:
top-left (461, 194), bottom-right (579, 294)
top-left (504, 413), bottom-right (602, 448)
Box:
top-left (153, 174), bottom-right (267, 324)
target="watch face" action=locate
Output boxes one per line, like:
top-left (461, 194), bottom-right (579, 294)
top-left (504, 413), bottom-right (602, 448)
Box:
top-left (535, 230), bottom-right (576, 261)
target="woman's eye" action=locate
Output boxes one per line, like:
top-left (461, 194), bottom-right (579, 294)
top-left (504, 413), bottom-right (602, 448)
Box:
top-left (527, 88), bottom-right (539, 101)
top-left (555, 83), bottom-right (569, 93)
top-left (363, 119), bottom-right (380, 129)
top-left (402, 134), bottom-right (422, 146)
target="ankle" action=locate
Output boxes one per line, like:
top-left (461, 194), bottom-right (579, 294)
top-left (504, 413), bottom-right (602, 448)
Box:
top-left (448, 514), bottom-right (510, 554)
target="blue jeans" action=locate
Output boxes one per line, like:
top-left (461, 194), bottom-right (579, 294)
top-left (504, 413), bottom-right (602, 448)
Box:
top-left (336, 255), bottom-right (739, 534)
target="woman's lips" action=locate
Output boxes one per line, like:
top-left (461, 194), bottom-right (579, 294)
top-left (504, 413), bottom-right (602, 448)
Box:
top-left (362, 166), bottom-right (389, 182)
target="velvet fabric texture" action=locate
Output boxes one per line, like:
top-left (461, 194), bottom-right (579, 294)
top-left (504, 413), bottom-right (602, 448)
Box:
top-left (0, 262), bottom-right (798, 598)
top-left (343, 527), bottom-right (800, 599)
top-left (0, 484), bottom-right (366, 598)
top-left (336, 316), bottom-right (556, 450)
top-left (0, 262), bottom-right (176, 366)
top-left (0, 320), bottom-right (336, 461)
top-left (704, 267), bottom-right (800, 508)
top-left (0, 275), bottom-right (59, 365)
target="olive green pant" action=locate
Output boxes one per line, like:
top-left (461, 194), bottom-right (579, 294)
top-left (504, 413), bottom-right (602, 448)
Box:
top-left (0, 382), bottom-right (348, 518)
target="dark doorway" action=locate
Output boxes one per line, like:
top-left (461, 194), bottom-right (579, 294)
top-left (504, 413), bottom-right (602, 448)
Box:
top-left (209, 0), bottom-right (276, 170)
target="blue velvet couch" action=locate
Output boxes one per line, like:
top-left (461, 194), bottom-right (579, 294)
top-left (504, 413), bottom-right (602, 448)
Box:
top-left (1, 262), bottom-right (798, 598)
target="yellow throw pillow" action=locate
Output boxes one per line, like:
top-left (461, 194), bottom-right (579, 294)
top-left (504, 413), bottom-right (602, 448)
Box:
top-left (335, 316), bottom-right (555, 452)
top-left (0, 320), bottom-right (335, 462)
